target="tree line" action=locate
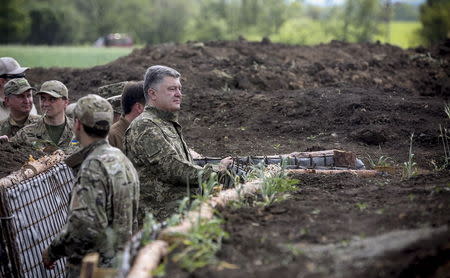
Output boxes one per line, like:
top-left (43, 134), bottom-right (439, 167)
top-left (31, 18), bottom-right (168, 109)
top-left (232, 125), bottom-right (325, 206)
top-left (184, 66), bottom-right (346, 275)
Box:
top-left (1, 0), bottom-right (448, 46)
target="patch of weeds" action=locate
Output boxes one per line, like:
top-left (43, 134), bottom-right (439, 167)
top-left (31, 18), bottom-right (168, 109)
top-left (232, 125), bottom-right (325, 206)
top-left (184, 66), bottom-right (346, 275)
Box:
top-left (273, 143), bottom-right (281, 151)
top-left (307, 132), bottom-right (325, 141)
top-left (375, 208), bottom-right (385, 215)
top-left (355, 202), bottom-right (368, 212)
top-left (402, 133), bottom-right (417, 180)
top-left (171, 217), bottom-right (229, 273)
top-left (311, 209), bottom-right (321, 215)
top-left (366, 154), bottom-right (393, 168)
top-left (248, 160), bottom-right (299, 207)
top-left (151, 261), bottom-right (167, 277)
top-left (432, 184), bottom-right (450, 194)
top-left (141, 213), bottom-right (161, 245)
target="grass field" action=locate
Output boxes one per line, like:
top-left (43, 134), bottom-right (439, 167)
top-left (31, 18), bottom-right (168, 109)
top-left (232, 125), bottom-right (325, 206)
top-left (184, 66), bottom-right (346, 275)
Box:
top-left (0, 45), bottom-right (135, 68)
top-left (0, 22), bottom-right (421, 69)
top-left (375, 21), bottom-right (422, 49)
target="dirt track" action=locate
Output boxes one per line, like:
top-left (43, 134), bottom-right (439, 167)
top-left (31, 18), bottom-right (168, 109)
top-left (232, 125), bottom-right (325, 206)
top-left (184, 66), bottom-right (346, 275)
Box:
top-left (1, 39), bottom-right (449, 277)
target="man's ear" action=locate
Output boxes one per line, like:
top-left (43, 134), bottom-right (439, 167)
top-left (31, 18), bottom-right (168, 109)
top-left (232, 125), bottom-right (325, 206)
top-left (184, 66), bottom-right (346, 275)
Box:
top-left (3, 96), bottom-right (10, 106)
top-left (74, 118), bottom-right (82, 131)
top-left (148, 88), bottom-right (156, 101)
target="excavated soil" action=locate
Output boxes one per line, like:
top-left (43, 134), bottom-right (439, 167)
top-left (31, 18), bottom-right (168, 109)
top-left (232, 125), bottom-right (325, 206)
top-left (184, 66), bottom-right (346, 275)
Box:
top-left (1, 38), bottom-right (449, 276)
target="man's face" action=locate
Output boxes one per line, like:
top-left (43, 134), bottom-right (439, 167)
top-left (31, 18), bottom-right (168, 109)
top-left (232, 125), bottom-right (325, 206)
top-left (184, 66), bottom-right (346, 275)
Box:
top-left (5, 90), bottom-right (34, 114)
top-left (39, 93), bottom-right (68, 118)
top-left (150, 76), bottom-right (182, 112)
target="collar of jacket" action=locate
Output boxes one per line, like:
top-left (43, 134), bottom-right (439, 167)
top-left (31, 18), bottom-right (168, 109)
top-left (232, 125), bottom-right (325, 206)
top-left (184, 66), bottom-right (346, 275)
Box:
top-left (146, 105), bottom-right (179, 124)
top-left (65, 139), bottom-right (108, 168)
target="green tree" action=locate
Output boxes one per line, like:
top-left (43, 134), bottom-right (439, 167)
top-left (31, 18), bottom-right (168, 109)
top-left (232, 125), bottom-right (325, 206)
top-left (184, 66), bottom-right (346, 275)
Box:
top-left (26, 1), bottom-right (84, 45)
top-left (0, 0), bottom-right (30, 43)
top-left (419, 0), bottom-right (450, 45)
top-left (326, 0), bottom-right (382, 43)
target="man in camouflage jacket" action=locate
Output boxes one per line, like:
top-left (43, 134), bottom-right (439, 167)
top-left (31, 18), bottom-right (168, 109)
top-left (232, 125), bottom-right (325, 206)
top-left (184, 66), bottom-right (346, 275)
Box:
top-left (42, 94), bottom-right (140, 278)
top-left (11, 80), bottom-right (76, 153)
top-left (124, 65), bottom-right (231, 222)
top-left (0, 78), bottom-right (39, 138)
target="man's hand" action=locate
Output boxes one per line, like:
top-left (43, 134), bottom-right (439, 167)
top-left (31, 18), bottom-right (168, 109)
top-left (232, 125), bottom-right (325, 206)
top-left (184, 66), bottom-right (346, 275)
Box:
top-left (42, 248), bottom-right (56, 270)
top-left (218, 156), bottom-right (233, 171)
top-left (0, 135), bottom-right (8, 143)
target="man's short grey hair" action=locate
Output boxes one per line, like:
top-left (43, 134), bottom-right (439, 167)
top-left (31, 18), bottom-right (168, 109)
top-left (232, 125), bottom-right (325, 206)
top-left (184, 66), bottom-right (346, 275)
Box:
top-left (143, 65), bottom-right (180, 102)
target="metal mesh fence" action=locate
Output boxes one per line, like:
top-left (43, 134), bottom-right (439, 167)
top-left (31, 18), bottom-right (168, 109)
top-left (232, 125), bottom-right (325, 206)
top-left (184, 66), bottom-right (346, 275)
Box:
top-left (0, 163), bottom-right (74, 278)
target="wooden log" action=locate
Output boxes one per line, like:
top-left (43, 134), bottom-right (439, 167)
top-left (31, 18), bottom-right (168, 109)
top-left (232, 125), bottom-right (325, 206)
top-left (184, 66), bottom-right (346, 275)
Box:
top-left (0, 150), bottom-right (66, 188)
top-left (127, 240), bottom-right (168, 278)
top-left (287, 169), bottom-right (380, 177)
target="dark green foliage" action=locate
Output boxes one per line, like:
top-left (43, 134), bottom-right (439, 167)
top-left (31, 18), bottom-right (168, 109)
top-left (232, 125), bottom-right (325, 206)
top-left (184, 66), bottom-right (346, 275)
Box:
top-left (0, 0), bottom-right (29, 43)
top-left (419, 0), bottom-right (450, 45)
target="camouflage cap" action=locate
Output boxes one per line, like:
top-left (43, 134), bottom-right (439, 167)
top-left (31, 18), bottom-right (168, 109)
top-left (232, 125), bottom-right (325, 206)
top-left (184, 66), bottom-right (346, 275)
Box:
top-left (106, 95), bottom-right (122, 114)
top-left (65, 103), bottom-right (77, 118)
top-left (97, 81), bottom-right (127, 98)
top-left (4, 78), bottom-right (35, 96)
top-left (0, 57), bottom-right (28, 76)
top-left (74, 94), bottom-right (113, 130)
top-left (37, 80), bottom-right (68, 98)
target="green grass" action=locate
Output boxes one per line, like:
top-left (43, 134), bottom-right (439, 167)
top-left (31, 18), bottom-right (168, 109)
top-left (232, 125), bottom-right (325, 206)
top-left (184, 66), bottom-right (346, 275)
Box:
top-left (0, 45), bottom-right (136, 68)
top-left (375, 21), bottom-right (422, 49)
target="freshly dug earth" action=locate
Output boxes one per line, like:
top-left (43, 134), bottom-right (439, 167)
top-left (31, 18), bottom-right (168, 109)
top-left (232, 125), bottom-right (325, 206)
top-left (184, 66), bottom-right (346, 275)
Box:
top-left (2, 38), bottom-right (449, 276)
top-left (0, 142), bottom-right (46, 179)
top-left (165, 171), bottom-right (450, 278)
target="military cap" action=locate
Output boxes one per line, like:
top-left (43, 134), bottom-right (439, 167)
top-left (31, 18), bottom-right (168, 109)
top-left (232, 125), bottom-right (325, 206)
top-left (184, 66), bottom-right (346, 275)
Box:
top-left (37, 80), bottom-right (69, 98)
top-left (65, 103), bottom-right (77, 118)
top-left (0, 57), bottom-right (28, 76)
top-left (4, 78), bottom-right (35, 96)
top-left (97, 81), bottom-right (127, 98)
top-left (74, 94), bottom-right (113, 130)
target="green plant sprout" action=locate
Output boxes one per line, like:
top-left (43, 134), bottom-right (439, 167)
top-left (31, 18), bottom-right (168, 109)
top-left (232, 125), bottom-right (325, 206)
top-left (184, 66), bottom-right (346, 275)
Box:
top-left (402, 133), bottom-right (417, 179)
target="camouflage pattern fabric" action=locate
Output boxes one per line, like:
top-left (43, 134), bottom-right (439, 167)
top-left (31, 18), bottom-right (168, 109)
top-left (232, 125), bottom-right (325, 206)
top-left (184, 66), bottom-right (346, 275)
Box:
top-left (97, 82), bottom-right (127, 99)
top-left (108, 115), bottom-right (129, 151)
top-left (0, 99), bottom-right (38, 122)
top-left (48, 139), bottom-right (140, 277)
top-left (124, 106), bottom-right (217, 222)
top-left (0, 99), bottom-right (10, 122)
top-left (106, 95), bottom-right (122, 115)
top-left (0, 114), bottom-right (39, 137)
top-left (11, 116), bottom-right (77, 154)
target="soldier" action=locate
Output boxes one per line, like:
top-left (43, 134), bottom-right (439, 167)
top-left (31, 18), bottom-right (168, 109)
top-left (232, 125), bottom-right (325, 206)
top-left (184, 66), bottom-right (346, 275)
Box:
top-left (11, 80), bottom-right (75, 153)
top-left (42, 94), bottom-right (140, 278)
top-left (108, 81), bottom-right (145, 151)
top-left (0, 57), bottom-right (38, 121)
top-left (0, 78), bottom-right (39, 138)
top-left (124, 65), bottom-right (232, 222)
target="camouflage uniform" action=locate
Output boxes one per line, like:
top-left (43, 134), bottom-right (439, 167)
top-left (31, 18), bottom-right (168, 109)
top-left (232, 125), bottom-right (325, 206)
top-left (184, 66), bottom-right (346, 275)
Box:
top-left (97, 82), bottom-right (127, 99)
top-left (11, 116), bottom-right (75, 153)
top-left (0, 114), bottom-right (39, 137)
top-left (124, 106), bottom-right (217, 221)
top-left (47, 95), bottom-right (140, 278)
top-left (0, 78), bottom-right (40, 137)
top-left (0, 99), bottom-right (9, 122)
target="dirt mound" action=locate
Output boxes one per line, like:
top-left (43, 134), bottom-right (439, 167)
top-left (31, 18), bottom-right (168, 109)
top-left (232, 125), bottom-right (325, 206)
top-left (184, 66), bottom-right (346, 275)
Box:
top-left (0, 142), bottom-right (46, 179)
top-left (25, 40), bottom-right (449, 168)
top-left (6, 40), bottom-right (450, 277)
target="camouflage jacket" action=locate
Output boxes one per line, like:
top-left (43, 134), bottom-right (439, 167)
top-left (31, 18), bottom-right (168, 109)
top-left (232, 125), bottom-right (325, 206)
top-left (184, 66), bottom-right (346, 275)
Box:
top-left (108, 115), bottom-right (129, 152)
top-left (48, 139), bottom-right (140, 270)
top-left (0, 98), bottom-right (38, 122)
top-left (11, 115), bottom-right (77, 153)
top-left (124, 106), bottom-right (215, 221)
top-left (0, 114), bottom-right (40, 137)
top-left (0, 99), bottom-right (8, 122)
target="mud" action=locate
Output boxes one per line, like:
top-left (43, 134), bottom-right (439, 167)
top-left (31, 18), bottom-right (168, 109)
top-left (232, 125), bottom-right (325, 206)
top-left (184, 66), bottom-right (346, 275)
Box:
top-left (1, 38), bottom-right (449, 276)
